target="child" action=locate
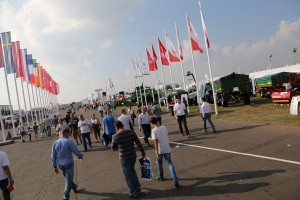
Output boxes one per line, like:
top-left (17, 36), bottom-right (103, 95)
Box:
top-left (33, 122), bottom-right (39, 139)
top-left (38, 123), bottom-right (46, 138)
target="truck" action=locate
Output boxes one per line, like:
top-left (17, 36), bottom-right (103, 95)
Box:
top-left (256, 72), bottom-right (297, 98)
top-left (271, 83), bottom-right (298, 103)
top-left (206, 73), bottom-right (252, 107)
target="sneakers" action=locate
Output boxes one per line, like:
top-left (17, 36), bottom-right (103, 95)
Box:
top-left (73, 184), bottom-right (78, 193)
top-left (174, 181), bottom-right (180, 188)
top-left (187, 135), bottom-right (191, 138)
top-left (129, 193), bottom-right (139, 199)
top-left (156, 176), bottom-right (165, 181)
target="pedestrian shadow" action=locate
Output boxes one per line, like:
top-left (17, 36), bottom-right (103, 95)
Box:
top-left (217, 124), bottom-right (270, 134)
top-left (77, 188), bottom-right (129, 199)
top-left (141, 169), bottom-right (284, 199)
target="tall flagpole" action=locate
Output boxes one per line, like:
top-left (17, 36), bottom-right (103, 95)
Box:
top-left (186, 14), bottom-right (201, 113)
top-left (142, 76), bottom-right (148, 107)
top-left (3, 69), bottom-right (17, 136)
top-left (135, 58), bottom-right (144, 107)
top-left (134, 76), bottom-right (139, 104)
top-left (26, 83), bottom-right (34, 126)
top-left (138, 77), bottom-right (143, 106)
top-left (199, 1), bottom-right (218, 114)
top-left (149, 73), bottom-right (155, 103)
top-left (35, 86), bottom-right (42, 123)
top-left (31, 84), bottom-right (39, 124)
top-left (13, 73), bottom-right (23, 127)
top-left (132, 59), bottom-right (142, 105)
top-left (154, 71), bottom-right (161, 106)
top-left (19, 79), bottom-right (29, 127)
top-left (0, 106), bottom-right (6, 141)
top-left (164, 31), bottom-right (175, 90)
top-left (38, 88), bottom-right (45, 121)
top-left (157, 38), bottom-right (168, 105)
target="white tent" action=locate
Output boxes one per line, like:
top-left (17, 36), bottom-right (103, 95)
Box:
top-left (249, 63), bottom-right (300, 94)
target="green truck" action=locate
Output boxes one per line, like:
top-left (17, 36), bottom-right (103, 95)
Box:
top-left (206, 73), bottom-right (252, 107)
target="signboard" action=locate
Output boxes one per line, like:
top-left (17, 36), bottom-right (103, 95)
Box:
top-left (290, 96), bottom-right (300, 115)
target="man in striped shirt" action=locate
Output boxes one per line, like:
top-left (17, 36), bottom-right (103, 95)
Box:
top-left (112, 121), bottom-right (146, 199)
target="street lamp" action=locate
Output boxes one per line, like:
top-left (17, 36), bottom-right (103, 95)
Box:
top-left (268, 54), bottom-right (272, 69)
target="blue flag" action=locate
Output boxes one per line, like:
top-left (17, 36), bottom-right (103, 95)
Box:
top-left (1, 32), bottom-right (15, 74)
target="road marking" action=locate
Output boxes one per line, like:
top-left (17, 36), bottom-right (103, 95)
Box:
top-left (169, 141), bottom-right (300, 165)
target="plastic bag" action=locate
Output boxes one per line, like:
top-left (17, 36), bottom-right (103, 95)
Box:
top-left (139, 157), bottom-right (152, 181)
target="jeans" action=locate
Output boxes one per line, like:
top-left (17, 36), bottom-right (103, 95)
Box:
top-left (58, 163), bottom-right (76, 200)
top-left (0, 178), bottom-right (10, 200)
top-left (141, 124), bottom-right (151, 145)
top-left (120, 157), bottom-right (141, 195)
top-left (81, 132), bottom-right (92, 151)
top-left (176, 115), bottom-right (189, 135)
top-left (46, 126), bottom-right (51, 136)
top-left (157, 153), bottom-right (178, 182)
top-left (203, 113), bottom-right (216, 131)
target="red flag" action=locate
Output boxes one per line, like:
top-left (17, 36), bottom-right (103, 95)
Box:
top-left (165, 32), bottom-right (180, 62)
top-left (158, 37), bottom-right (169, 66)
top-left (186, 16), bottom-right (203, 53)
top-left (146, 48), bottom-right (156, 71)
top-left (151, 44), bottom-right (158, 70)
top-left (175, 23), bottom-right (184, 60)
top-left (11, 41), bottom-right (22, 77)
top-left (199, 1), bottom-right (210, 48)
top-left (0, 37), bottom-right (4, 68)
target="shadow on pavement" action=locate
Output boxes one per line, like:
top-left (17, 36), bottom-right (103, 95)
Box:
top-left (217, 124), bottom-right (270, 134)
top-left (77, 188), bottom-right (129, 199)
top-left (142, 169), bottom-right (284, 199)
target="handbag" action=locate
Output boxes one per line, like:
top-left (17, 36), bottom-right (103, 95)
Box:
top-left (138, 157), bottom-right (152, 181)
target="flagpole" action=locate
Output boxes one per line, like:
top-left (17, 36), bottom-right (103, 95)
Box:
top-left (199, 1), bottom-right (218, 114)
top-left (157, 38), bottom-right (168, 107)
top-left (154, 71), bottom-right (161, 107)
top-left (35, 86), bottom-right (42, 123)
top-left (134, 76), bottom-right (139, 104)
top-left (138, 77), bottom-right (143, 107)
top-left (13, 73), bottom-right (24, 127)
top-left (142, 76), bottom-right (148, 107)
top-left (149, 73), bottom-right (155, 103)
top-left (39, 88), bottom-right (45, 120)
top-left (135, 57), bottom-right (144, 107)
top-left (26, 83), bottom-right (34, 126)
top-left (164, 31), bottom-right (175, 90)
top-left (19, 79), bottom-right (29, 127)
top-left (31, 85), bottom-right (39, 124)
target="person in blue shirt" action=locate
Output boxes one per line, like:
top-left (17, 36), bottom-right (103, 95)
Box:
top-left (102, 109), bottom-right (116, 146)
top-left (51, 128), bottom-right (83, 200)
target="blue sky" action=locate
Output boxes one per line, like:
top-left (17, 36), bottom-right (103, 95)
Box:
top-left (0, 0), bottom-right (299, 107)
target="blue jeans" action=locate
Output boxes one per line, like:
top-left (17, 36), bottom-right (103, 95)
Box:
top-left (120, 157), bottom-right (141, 195)
top-left (81, 132), bottom-right (92, 150)
top-left (157, 153), bottom-right (178, 182)
top-left (58, 163), bottom-right (76, 200)
top-left (203, 113), bottom-right (216, 131)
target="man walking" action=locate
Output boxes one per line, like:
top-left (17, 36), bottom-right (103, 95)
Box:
top-left (151, 101), bottom-right (162, 125)
top-left (118, 109), bottom-right (133, 130)
top-left (91, 113), bottom-right (101, 142)
top-left (173, 98), bottom-right (190, 137)
top-left (43, 116), bottom-right (52, 137)
top-left (138, 107), bottom-right (151, 146)
top-left (102, 109), bottom-right (116, 146)
top-left (78, 114), bottom-right (93, 151)
top-left (200, 97), bottom-right (217, 133)
top-left (112, 121), bottom-right (146, 198)
top-left (0, 151), bottom-right (14, 200)
top-left (150, 117), bottom-right (179, 188)
top-left (51, 128), bottom-right (83, 200)
top-left (17, 122), bottom-right (26, 142)
top-left (69, 114), bottom-right (82, 145)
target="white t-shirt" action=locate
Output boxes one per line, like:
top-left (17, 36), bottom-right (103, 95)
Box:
top-left (78, 119), bottom-right (91, 134)
top-left (0, 151), bottom-right (9, 180)
top-left (201, 102), bottom-right (211, 117)
top-left (151, 126), bottom-right (171, 154)
top-left (118, 114), bottom-right (132, 130)
top-left (173, 103), bottom-right (186, 116)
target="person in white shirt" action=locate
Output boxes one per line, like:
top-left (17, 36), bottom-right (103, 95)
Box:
top-left (78, 114), bottom-right (93, 151)
top-left (91, 113), bottom-right (101, 142)
top-left (150, 116), bottom-right (179, 188)
top-left (0, 151), bottom-right (14, 200)
top-left (138, 107), bottom-right (151, 146)
top-left (98, 105), bottom-right (104, 118)
top-left (200, 97), bottom-right (216, 133)
top-left (173, 98), bottom-right (190, 137)
top-left (118, 109), bottom-right (133, 130)
top-left (17, 123), bottom-right (26, 142)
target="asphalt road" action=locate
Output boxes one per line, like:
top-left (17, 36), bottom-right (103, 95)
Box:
top-left (1, 107), bottom-right (299, 200)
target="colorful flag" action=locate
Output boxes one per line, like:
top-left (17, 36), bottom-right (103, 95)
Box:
top-left (165, 32), bottom-right (180, 62)
top-left (20, 49), bottom-right (31, 82)
top-left (151, 44), bottom-right (158, 69)
top-left (11, 41), bottom-right (25, 78)
top-left (0, 37), bottom-right (4, 68)
top-left (27, 55), bottom-right (35, 84)
top-left (175, 23), bottom-right (184, 60)
top-left (146, 48), bottom-right (156, 71)
top-left (199, 1), bottom-right (210, 48)
top-left (186, 16), bottom-right (203, 53)
top-left (158, 37), bottom-right (169, 66)
top-left (1, 32), bottom-right (16, 74)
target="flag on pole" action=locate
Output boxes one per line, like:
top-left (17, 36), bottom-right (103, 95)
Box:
top-left (136, 57), bottom-right (143, 77)
top-left (146, 48), bottom-right (156, 71)
top-left (151, 44), bottom-right (158, 69)
top-left (175, 23), bottom-right (184, 60)
top-left (0, 37), bottom-right (4, 68)
top-left (139, 55), bottom-right (149, 75)
top-left (132, 59), bottom-right (139, 78)
top-left (165, 32), bottom-right (180, 62)
top-left (199, 1), bottom-right (210, 48)
top-left (11, 41), bottom-right (22, 78)
top-left (20, 49), bottom-right (31, 82)
top-left (157, 37), bottom-right (169, 66)
top-left (186, 16), bottom-right (204, 53)
top-left (27, 55), bottom-right (35, 84)
top-left (1, 32), bottom-right (16, 74)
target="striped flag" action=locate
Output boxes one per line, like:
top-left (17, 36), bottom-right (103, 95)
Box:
top-left (20, 49), bottom-right (31, 82)
top-left (11, 41), bottom-right (23, 78)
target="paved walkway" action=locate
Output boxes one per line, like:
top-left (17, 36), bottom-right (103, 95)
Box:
top-left (1, 107), bottom-right (299, 200)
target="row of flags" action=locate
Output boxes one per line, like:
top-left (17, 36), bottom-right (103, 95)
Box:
top-left (133, 2), bottom-right (210, 79)
top-left (0, 32), bottom-right (59, 95)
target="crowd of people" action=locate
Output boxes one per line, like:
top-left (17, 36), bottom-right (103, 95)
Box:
top-left (1, 96), bottom-right (217, 200)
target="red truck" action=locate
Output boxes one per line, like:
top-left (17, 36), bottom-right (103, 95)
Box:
top-left (271, 83), bottom-right (298, 103)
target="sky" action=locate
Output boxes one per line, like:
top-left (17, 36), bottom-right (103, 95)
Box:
top-left (0, 0), bottom-right (299, 108)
